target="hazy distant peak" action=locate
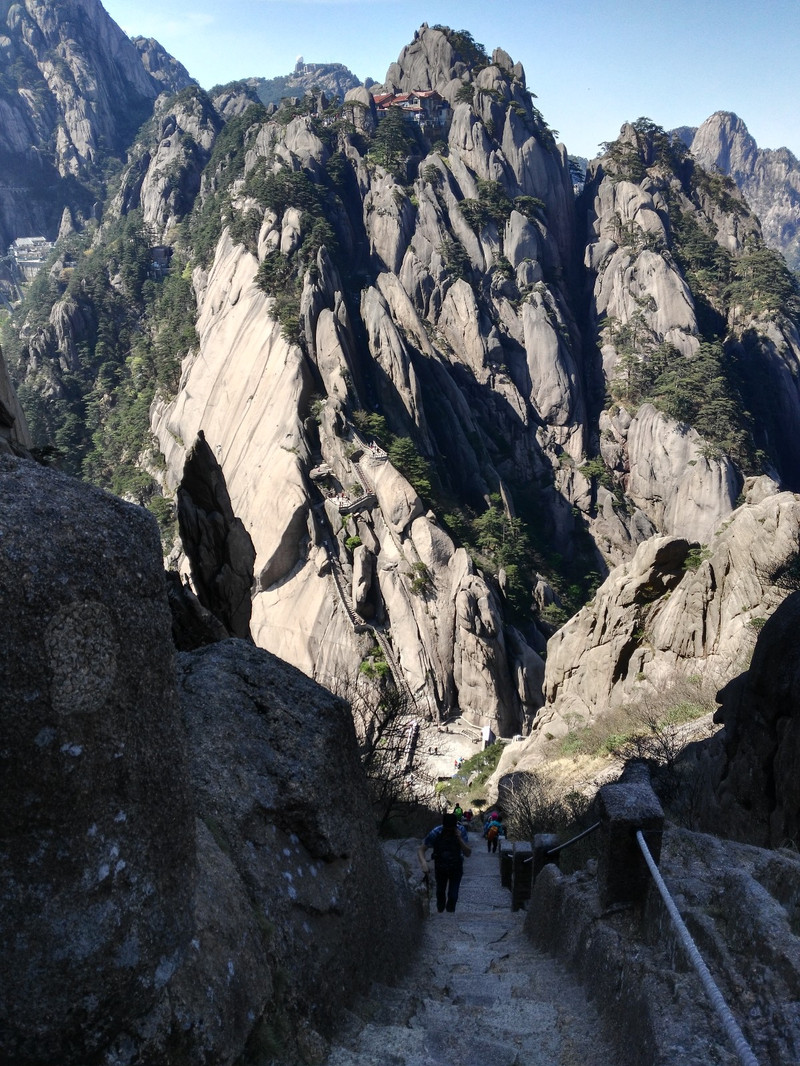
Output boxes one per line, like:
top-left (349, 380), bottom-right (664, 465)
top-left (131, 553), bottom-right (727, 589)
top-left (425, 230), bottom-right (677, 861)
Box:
top-left (241, 62), bottom-right (361, 108)
top-left (689, 111), bottom-right (800, 270)
top-left (131, 35), bottom-right (196, 95)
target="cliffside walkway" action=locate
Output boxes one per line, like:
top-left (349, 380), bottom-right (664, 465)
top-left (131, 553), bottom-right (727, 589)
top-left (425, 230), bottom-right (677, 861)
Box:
top-left (324, 841), bottom-right (618, 1065)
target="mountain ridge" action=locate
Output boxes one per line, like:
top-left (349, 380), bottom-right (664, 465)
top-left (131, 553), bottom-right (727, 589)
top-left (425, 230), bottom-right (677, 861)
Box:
top-left (2, 9), bottom-right (800, 1064)
top-left (3, 20), bottom-right (799, 742)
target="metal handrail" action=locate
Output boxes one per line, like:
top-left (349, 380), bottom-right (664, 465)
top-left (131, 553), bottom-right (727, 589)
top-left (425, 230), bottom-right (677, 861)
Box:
top-left (636, 830), bottom-right (760, 1066)
top-left (546, 820), bottom-right (601, 856)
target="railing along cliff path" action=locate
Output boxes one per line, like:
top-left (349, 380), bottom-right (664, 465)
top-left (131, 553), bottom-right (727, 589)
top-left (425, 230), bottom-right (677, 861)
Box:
top-left (509, 772), bottom-right (763, 1066)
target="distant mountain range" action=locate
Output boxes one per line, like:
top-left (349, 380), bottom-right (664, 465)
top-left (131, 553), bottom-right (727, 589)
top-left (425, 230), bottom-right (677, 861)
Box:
top-left (237, 58), bottom-right (366, 108)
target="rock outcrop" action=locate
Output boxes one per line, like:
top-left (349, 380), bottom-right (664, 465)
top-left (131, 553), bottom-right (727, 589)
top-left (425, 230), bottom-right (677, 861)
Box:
top-left (0, 455), bottom-right (196, 1064)
top-left (130, 35), bottom-right (195, 94)
top-left (177, 639), bottom-right (419, 1057)
top-left (0, 454), bottom-right (419, 1064)
top-left (705, 589), bottom-right (800, 848)
top-left (0, 0), bottom-right (192, 246)
top-left (532, 485), bottom-right (800, 738)
top-left (0, 345), bottom-right (32, 455)
top-left (687, 111), bottom-right (800, 271)
top-left (112, 86), bottom-right (221, 240)
top-left (177, 431), bottom-right (256, 641)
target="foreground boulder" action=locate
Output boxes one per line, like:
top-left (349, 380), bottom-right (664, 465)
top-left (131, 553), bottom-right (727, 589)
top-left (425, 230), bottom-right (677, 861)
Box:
top-left (704, 589), bottom-right (800, 848)
top-left (0, 455), bottom-right (196, 1064)
top-left (0, 456), bottom-right (418, 1064)
top-left (176, 638), bottom-right (420, 1059)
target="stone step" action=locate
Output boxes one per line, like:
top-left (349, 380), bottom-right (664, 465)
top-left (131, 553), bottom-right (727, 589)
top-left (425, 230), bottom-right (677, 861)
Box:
top-left (322, 845), bottom-right (619, 1065)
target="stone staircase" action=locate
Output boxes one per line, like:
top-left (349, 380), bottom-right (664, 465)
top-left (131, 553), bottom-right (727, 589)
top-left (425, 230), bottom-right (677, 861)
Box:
top-left (323, 839), bottom-right (620, 1066)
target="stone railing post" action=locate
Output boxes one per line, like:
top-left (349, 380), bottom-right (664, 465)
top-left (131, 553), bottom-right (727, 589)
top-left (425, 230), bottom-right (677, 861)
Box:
top-left (499, 838), bottom-right (513, 888)
top-left (511, 842), bottom-right (534, 911)
top-left (532, 832), bottom-right (560, 883)
top-left (597, 779), bottom-right (664, 909)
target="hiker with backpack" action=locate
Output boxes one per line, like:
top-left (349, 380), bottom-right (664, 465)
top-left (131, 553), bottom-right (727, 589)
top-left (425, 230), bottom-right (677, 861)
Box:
top-left (417, 812), bottom-right (472, 913)
top-left (484, 813), bottom-right (504, 853)
top-left (486, 822), bottom-right (500, 853)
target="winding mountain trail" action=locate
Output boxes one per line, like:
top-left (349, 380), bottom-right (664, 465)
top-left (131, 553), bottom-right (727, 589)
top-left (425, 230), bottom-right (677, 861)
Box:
top-left (324, 839), bottom-right (620, 1066)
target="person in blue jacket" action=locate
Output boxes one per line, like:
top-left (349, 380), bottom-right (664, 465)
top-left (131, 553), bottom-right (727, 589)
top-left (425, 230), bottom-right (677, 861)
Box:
top-left (417, 812), bottom-right (471, 912)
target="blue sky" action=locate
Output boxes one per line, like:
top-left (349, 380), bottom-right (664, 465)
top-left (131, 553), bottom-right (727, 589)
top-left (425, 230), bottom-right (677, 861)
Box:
top-left (101, 0), bottom-right (800, 161)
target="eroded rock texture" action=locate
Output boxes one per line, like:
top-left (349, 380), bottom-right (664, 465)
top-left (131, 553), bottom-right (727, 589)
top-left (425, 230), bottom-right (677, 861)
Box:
top-left (709, 589), bottom-right (800, 848)
top-left (501, 484), bottom-right (800, 766)
top-left (177, 639), bottom-right (419, 1053)
top-left (0, 456), bottom-right (418, 1065)
top-left (0, 455), bottom-right (195, 1064)
top-left (6, 19), bottom-right (800, 746)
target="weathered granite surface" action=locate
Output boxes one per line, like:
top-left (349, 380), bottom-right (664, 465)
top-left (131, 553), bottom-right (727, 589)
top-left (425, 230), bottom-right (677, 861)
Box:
top-left (0, 456), bottom-right (419, 1065)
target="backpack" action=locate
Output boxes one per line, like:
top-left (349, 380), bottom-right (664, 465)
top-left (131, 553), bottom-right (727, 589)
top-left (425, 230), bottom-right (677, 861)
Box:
top-left (487, 825), bottom-right (499, 842)
top-left (432, 829), bottom-right (462, 871)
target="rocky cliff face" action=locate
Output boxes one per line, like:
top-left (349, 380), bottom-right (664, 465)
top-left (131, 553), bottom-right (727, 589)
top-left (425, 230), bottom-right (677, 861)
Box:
top-left (687, 111), bottom-right (800, 272)
top-left (533, 482), bottom-right (800, 738)
top-left (0, 453), bottom-right (418, 1064)
top-left (112, 85), bottom-right (222, 241)
top-left (0, 343), bottom-right (31, 454)
top-left (7, 22), bottom-right (800, 748)
top-left (149, 25), bottom-right (587, 735)
top-left (131, 35), bottom-right (195, 93)
top-left (0, 0), bottom-right (193, 247)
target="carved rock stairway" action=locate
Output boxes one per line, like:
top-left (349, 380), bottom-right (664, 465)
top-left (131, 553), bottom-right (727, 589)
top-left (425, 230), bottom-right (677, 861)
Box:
top-left (324, 842), bottom-right (619, 1066)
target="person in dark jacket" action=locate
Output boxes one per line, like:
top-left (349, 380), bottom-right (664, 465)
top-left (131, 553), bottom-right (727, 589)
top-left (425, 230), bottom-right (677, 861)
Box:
top-left (417, 812), bottom-right (472, 912)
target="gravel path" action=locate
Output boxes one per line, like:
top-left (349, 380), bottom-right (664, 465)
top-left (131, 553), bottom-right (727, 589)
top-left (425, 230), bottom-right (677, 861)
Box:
top-left (323, 838), bottom-right (619, 1065)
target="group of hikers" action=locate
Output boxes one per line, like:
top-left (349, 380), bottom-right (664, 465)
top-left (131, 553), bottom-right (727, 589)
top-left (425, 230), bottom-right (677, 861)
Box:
top-left (417, 804), bottom-right (506, 913)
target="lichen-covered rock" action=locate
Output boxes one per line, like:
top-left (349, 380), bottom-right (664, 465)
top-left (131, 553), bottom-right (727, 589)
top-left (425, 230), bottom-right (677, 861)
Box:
top-left (0, 456), bottom-right (419, 1065)
top-left (175, 639), bottom-right (420, 1054)
top-left (0, 455), bottom-right (195, 1064)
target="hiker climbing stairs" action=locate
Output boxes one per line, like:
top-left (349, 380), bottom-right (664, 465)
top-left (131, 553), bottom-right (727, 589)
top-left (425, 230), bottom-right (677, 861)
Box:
top-left (324, 838), bottom-right (619, 1065)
